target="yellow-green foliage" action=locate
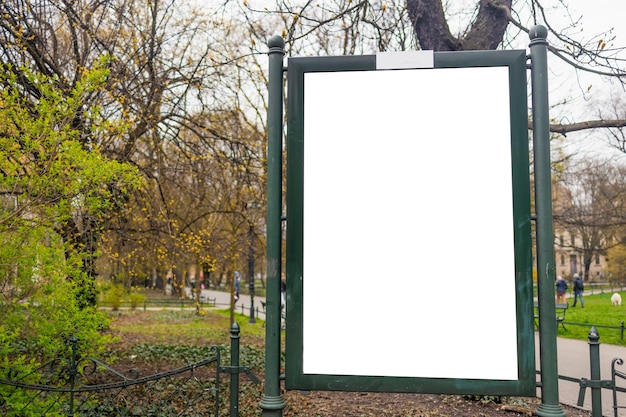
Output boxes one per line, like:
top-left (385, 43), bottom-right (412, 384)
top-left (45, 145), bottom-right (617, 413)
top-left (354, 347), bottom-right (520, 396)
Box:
top-left (129, 286), bottom-right (147, 310)
top-left (0, 59), bottom-right (140, 413)
top-left (104, 284), bottom-right (125, 310)
top-left (607, 244), bottom-right (626, 285)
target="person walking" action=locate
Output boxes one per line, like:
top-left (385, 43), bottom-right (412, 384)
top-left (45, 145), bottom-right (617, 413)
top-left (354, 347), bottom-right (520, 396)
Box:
top-left (556, 275), bottom-right (568, 304)
top-left (234, 271), bottom-right (241, 302)
top-left (572, 273), bottom-right (584, 307)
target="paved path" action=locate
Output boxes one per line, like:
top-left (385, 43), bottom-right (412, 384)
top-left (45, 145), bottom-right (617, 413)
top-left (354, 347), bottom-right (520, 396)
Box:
top-left (199, 288), bottom-right (267, 321)
top-left (535, 290), bottom-right (626, 416)
top-left (537, 332), bottom-right (626, 416)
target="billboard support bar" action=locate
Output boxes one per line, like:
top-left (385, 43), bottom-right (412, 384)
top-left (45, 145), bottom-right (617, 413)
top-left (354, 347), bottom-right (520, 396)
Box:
top-left (261, 35), bottom-right (287, 417)
top-left (529, 25), bottom-right (567, 417)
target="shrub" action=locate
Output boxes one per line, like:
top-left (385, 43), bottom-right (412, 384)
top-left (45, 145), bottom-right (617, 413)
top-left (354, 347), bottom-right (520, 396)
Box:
top-left (129, 287), bottom-right (146, 310)
top-left (104, 284), bottom-right (125, 311)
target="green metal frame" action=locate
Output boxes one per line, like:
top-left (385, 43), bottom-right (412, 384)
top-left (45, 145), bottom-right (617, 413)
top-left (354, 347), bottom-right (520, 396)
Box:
top-left (285, 50), bottom-right (535, 396)
top-left (529, 26), bottom-right (566, 417)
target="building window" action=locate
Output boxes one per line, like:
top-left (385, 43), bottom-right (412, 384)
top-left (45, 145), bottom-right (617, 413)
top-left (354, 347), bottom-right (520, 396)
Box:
top-left (559, 235), bottom-right (564, 246)
top-left (560, 254), bottom-right (565, 265)
top-left (595, 254), bottom-right (600, 265)
top-left (570, 234), bottom-right (575, 247)
top-left (570, 254), bottom-right (578, 276)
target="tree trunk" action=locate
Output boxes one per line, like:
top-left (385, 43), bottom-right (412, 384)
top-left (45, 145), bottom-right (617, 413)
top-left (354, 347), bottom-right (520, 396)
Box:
top-left (406, 0), bottom-right (512, 51)
top-left (584, 257), bottom-right (592, 281)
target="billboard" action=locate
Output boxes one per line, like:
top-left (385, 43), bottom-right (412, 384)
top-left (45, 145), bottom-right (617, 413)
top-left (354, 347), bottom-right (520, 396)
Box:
top-left (285, 50), bottom-right (535, 395)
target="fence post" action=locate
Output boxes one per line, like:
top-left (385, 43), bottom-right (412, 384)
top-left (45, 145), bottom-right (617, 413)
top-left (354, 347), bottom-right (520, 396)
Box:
top-left (621, 321), bottom-right (624, 342)
top-left (589, 326), bottom-right (603, 417)
top-left (68, 336), bottom-right (79, 417)
top-left (612, 358), bottom-right (625, 417)
top-left (230, 322), bottom-right (240, 417)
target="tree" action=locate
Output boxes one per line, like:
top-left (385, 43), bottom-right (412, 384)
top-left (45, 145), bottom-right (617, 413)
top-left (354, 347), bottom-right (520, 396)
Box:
top-left (607, 237), bottom-right (626, 285)
top-left (406, 0), bottom-right (510, 51)
top-left (0, 56), bottom-right (141, 299)
top-left (235, 0), bottom-right (626, 135)
top-left (0, 0), bottom-right (270, 291)
top-left (0, 61), bottom-right (141, 410)
top-left (553, 158), bottom-right (626, 280)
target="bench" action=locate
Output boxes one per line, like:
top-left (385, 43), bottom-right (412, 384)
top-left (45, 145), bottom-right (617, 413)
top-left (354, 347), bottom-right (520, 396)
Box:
top-left (199, 295), bottom-right (216, 307)
top-left (534, 301), bottom-right (568, 330)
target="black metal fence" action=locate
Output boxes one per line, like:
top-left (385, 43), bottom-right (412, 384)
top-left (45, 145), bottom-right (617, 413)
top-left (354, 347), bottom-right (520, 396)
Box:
top-left (98, 297), bottom-right (217, 310)
top-left (563, 320), bottom-right (626, 341)
top-left (612, 358), bottom-right (626, 417)
top-left (0, 324), bottom-right (257, 417)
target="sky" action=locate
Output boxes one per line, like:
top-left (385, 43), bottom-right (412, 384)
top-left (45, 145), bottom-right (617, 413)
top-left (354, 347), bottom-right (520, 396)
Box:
top-left (446, 0), bottom-right (626, 160)
top-left (522, 0), bottom-right (626, 161)
top-left (242, 0), bottom-right (626, 161)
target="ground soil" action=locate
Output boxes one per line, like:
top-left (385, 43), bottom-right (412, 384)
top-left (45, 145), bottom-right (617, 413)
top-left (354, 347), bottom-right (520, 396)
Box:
top-left (106, 310), bottom-right (591, 417)
top-left (282, 391), bottom-right (590, 416)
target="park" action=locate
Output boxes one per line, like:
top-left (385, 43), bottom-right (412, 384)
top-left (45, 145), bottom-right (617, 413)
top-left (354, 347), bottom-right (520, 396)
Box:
top-left (2, 1), bottom-right (626, 416)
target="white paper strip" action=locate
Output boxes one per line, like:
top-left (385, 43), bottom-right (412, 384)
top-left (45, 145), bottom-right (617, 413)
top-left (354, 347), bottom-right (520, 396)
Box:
top-left (376, 50), bottom-right (434, 69)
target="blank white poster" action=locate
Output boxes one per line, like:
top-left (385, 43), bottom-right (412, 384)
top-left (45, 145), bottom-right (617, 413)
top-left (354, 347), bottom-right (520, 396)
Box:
top-left (301, 66), bottom-right (519, 380)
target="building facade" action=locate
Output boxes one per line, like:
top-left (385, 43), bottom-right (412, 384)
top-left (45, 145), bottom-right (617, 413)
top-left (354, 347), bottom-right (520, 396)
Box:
top-left (554, 229), bottom-right (608, 282)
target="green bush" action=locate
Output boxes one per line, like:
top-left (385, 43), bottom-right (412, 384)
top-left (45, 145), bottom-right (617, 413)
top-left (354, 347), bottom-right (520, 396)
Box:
top-left (129, 287), bottom-right (146, 310)
top-left (104, 284), bottom-right (125, 311)
top-left (0, 61), bottom-right (138, 415)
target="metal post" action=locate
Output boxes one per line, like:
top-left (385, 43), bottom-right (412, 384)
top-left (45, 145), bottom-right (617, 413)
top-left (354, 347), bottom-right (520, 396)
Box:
top-left (260, 34), bottom-right (286, 417)
top-left (249, 223), bottom-right (256, 324)
top-left (612, 358), bottom-right (624, 417)
top-left (529, 25), bottom-right (567, 417)
top-left (67, 336), bottom-right (80, 417)
top-left (230, 322), bottom-right (240, 417)
top-left (588, 327), bottom-right (603, 417)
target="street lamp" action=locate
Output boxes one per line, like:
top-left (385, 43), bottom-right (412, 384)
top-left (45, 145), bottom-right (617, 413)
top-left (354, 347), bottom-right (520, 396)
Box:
top-left (248, 223), bottom-right (256, 323)
top-left (248, 201), bottom-right (258, 324)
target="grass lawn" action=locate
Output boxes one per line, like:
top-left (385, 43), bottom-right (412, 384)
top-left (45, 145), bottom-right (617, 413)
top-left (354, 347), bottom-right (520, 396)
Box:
top-left (108, 308), bottom-right (265, 349)
top-left (558, 291), bottom-right (626, 346)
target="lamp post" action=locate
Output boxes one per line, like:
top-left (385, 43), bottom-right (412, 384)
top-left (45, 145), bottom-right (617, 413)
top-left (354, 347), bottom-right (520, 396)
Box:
top-left (248, 221), bottom-right (256, 324)
top-left (247, 200), bottom-right (259, 324)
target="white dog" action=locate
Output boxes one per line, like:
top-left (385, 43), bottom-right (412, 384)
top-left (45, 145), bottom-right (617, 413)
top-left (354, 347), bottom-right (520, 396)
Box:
top-left (611, 293), bottom-right (622, 306)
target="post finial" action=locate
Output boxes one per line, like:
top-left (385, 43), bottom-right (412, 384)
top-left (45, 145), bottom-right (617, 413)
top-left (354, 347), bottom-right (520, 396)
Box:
top-left (267, 35), bottom-right (285, 50)
top-left (588, 326), bottom-right (600, 342)
top-left (529, 25), bottom-right (548, 42)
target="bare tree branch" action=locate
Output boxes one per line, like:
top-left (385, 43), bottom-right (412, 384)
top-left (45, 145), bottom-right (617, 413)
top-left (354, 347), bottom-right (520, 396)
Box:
top-left (528, 119), bottom-right (626, 134)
